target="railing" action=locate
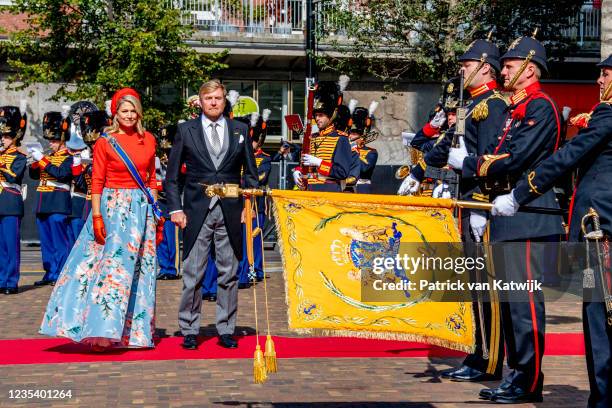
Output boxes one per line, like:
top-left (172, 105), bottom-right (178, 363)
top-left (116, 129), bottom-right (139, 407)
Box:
top-left (561, 2), bottom-right (601, 45)
top-left (166, 0), bottom-right (305, 35)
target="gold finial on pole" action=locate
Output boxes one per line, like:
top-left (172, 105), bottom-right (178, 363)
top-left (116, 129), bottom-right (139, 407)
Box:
top-left (486, 29), bottom-right (494, 42)
top-left (532, 27), bottom-right (539, 39)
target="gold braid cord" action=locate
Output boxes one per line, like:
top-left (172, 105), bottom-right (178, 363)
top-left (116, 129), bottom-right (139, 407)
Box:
top-left (507, 50), bottom-right (536, 90)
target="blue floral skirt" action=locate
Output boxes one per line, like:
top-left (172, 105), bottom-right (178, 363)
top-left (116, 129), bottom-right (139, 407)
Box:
top-left (39, 188), bottom-right (158, 348)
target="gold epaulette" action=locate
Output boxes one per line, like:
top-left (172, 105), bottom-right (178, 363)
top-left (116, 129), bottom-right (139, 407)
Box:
top-left (472, 91), bottom-right (509, 122)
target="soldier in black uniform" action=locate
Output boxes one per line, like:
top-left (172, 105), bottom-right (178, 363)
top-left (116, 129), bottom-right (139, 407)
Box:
top-left (0, 103), bottom-right (27, 295)
top-left (398, 78), bottom-right (460, 196)
top-left (292, 81), bottom-right (353, 192)
top-left (30, 108), bottom-right (74, 286)
top-left (335, 103), bottom-right (361, 192)
top-left (405, 38), bottom-right (509, 382)
top-left (448, 35), bottom-right (565, 403)
top-left (491, 54), bottom-right (612, 408)
top-left (349, 102), bottom-right (379, 194)
top-left (65, 101), bottom-right (98, 245)
top-left (156, 124), bottom-right (181, 280)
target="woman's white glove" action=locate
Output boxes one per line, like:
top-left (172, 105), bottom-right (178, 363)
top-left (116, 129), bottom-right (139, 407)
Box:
top-left (469, 211), bottom-right (488, 242)
top-left (429, 110), bottom-right (446, 129)
top-left (302, 154), bottom-right (322, 167)
top-left (491, 190), bottom-right (520, 216)
top-left (397, 174), bottom-right (420, 196)
top-left (432, 182), bottom-right (451, 198)
top-left (292, 170), bottom-right (304, 188)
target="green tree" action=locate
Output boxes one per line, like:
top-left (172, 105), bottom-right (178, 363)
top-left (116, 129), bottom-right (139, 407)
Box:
top-left (316, 0), bottom-right (585, 83)
top-left (0, 0), bottom-right (227, 128)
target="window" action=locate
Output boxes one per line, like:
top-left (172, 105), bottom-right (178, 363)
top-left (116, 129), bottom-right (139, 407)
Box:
top-left (291, 81), bottom-right (306, 141)
top-left (257, 81), bottom-right (288, 138)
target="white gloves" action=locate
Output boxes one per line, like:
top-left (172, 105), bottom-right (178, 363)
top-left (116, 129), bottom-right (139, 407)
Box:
top-left (470, 211), bottom-right (488, 242)
top-left (491, 190), bottom-right (520, 216)
top-left (292, 170), bottom-right (304, 188)
top-left (80, 148), bottom-right (91, 160)
top-left (429, 110), bottom-right (446, 129)
top-left (397, 174), bottom-right (420, 196)
top-left (72, 154), bottom-right (82, 167)
top-left (302, 154), bottom-right (322, 168)
top-left (432, 182), bottom-right (451, 199)
top-left (401, 131), bottom-right (416, 146)
top-left (448, 136), bottom-right (468, 170)
top-left (31, 149), bottom-right (44, 162)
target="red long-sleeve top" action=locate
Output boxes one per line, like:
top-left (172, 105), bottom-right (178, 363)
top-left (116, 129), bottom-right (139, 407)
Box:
top-left (91, 130), bottom-right (157, 194)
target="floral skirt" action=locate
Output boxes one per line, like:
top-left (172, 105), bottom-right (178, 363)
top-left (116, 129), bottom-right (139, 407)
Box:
top-left (39, 188), bottom-right (157, 348)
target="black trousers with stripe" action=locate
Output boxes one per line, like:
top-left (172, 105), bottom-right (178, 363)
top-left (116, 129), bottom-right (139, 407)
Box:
top-left (494, 236), bottom-right (559, 393)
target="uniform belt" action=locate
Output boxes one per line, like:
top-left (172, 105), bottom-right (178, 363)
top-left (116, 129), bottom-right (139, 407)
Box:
top-left (0, 182), bottom-right (21, 192)
top-left (41, 180), bottom-right (70, 190)
top-left (71, 191), bottom-right (86, 199)
top-left (356, 179), bottom-right (371, 185)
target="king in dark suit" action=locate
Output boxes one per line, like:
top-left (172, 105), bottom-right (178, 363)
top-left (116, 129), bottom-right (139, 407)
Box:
top-left (165, 79), bottom-right (259, 350)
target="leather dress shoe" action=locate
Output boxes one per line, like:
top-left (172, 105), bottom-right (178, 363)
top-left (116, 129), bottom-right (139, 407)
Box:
top-left (256, 276), bottom-right (264, 282)
top-left (440, 366), bottom-right (463, 378)
top-left (4, 287), bottom-right (18, 295)
top-left (158, 274), bottom-right (180, 280)
top-left (238, 282), bottom-right (251, 289)
top-left (202, 293), bottom-right (217, 302)
top-left (34, 279), bottom-right (53, 286)
top-left (447, 366), bottom-right (500, 382)
top-left (491, 384), bottom-right (542, 404)
top-left (480, 380), bottom-right (512, 400)
top-left (182, 334), bottom-right (198, 350)
top-left (0, 287), bottom-right (5, 293)
top-left (218, 334), bottom-right (238, 349)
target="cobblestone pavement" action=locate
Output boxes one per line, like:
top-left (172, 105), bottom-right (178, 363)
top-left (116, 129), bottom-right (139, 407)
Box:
top-left (0, 247), bottom-right (589, 407)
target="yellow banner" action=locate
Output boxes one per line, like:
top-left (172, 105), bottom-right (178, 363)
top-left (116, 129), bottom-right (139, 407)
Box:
top-left (271, 190), bottom-right (475, 353)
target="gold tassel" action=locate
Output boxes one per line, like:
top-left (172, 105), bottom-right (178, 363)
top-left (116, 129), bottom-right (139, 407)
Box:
top-left (472, 100), bottom-right (489, 121)
top-left (264, 335), bottom-right (278, 373)
top-left (253, 344), bottom-right (267, 384)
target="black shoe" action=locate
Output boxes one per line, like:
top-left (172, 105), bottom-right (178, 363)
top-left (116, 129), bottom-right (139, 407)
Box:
top-left (479, 380), bottom-right (513, 400)
top-left (157, 274), bottom-right (169, 280)
top-left (491, 384), bottom-right (543, 404)
top-left (440, 366), bottom-right (463, 378)
top-left (166, 274), bottom-right (180, 280)
top-left (182, 334), bottom-right (198, 350)
top-left (50, 281), bottom-right (56, 286)
top-left (208, 294), bottom-right (217, 302)
top-left (238, 282), bottom-right (251, 289)
top-left (448, 366), bottom-right (501, 382)
top-left (218, 334), bottom-right (238, 349)
top-left (34, 279), bottom-right (54, 286)
top-left (256, 276), bottom-right (264, 282)
top-left (3, 287), bottom-right (18, 295)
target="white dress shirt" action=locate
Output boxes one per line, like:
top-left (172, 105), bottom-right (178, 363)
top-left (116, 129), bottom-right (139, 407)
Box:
top-left (201, 114), bottom-right (226, 151)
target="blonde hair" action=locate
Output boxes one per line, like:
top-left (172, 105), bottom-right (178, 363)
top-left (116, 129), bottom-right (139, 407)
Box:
top-left (199, 79), bottom-right (227, 97)
top-left (104, 95), bottom-right (145, 136)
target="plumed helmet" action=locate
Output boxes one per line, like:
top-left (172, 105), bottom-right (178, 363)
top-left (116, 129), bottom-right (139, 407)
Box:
top-left (42, 107), bottom-right (71, 142)
top-left (0, 102), bottom-right (27, 143)
top-left (80, 110), bottom-right (109, 146)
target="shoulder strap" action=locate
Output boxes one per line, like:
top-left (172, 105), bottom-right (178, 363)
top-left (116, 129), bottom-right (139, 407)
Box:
top-left (102, 134), bottom-right (162, 220)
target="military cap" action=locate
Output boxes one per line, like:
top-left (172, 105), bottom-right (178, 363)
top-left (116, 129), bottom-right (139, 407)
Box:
top-left (334, 104), bottom-right (351, 133)
top-left (441, 77), bottom-right (461, 112)
top-left (80, 110), bottom-right (109, 146)
top-left (350, 107), bottom-right (369, 135)
top-left (458, 39), bottom-right (501, 72)
top-left (313, 81), bottom-right (341, 118)
top-left (43, 111), bottom-right (71, 141)
top-left (597, 54), bottom-right (612, 68)
top-left (0, 104), bottom-right (27, 141)
top-left (158, 123), bottom-right (177, 151)
top-left (501, 35), bottom-right (548, 73)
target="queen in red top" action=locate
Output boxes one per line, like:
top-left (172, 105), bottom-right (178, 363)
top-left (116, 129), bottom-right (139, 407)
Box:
top-left (40, 88), bottom-right (162, 351)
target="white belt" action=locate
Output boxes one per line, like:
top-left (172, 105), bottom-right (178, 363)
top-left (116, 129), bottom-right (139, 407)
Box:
top-left (0, 182), bottom-right (21, 192)
top-left (71, 191), bottom-right (86, 199)
top-left (41, 180), bottom-right (70, 191)
top-left (356, 179), bottom-right (371, 185)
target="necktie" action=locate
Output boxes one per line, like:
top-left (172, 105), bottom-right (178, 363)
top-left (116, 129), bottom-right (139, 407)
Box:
top-left (210, 122), bottom-right (222, 155)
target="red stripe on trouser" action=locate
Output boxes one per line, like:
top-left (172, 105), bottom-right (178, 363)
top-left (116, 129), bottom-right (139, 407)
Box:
top-left (526, 240), bottom-right (541, 393)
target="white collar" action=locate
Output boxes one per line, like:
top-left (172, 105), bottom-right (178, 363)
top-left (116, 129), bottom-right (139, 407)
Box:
top-left (201, 114), bottom-right (226, 129)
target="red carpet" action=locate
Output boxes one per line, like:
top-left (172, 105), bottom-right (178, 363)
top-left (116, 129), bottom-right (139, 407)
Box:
top-left (0, 333), bottom-right (584, 366)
